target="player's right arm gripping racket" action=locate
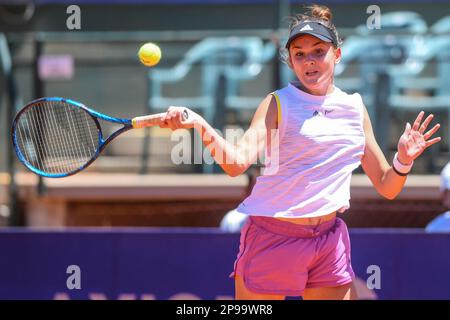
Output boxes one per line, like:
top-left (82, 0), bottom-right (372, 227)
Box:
top-left (11, 97), bottom-right (188, 178)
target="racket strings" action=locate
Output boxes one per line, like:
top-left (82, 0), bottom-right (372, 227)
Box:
top-left (15, 101), bottom-right (100, 174)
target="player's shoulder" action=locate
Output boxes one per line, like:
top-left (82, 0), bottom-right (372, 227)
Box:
top-left (334, 87), bottom-right (365, 107)
top-left (335, 86), bottom-right (362, 99)
top-left (272, 82), bottom-right (295, 97)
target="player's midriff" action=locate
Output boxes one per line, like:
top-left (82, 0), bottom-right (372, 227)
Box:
top-left (275, 211), bottom-right (336, 226)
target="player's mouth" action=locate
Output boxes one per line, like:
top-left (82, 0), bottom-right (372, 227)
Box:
top-left (305, 70), bottom-right (319, 77)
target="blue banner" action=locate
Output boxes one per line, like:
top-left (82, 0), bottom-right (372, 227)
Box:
top-left (0, 228), bottom-right (449, 300)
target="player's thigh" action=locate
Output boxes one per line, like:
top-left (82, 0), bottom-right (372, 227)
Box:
top-left (302, 282), bottom-right (358, 300)
top-left (235, 275), bottom-right (285, 300)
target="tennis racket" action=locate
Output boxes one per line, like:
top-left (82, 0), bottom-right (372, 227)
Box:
top-left (11, 97), bottom-right (188, 178)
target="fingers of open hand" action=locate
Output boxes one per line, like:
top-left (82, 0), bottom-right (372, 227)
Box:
top-left (406, 122), bottom-right (441, 153)
top-left (426, 137), bottom-right (442, 148)
top-left (424, 123), bottom-right (441, 140)
top-left (419, 114), bottom-right (434, 134)
top-left (412, 111), bottom-right (425, 131)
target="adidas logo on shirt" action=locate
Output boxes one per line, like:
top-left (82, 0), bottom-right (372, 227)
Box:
top-left (312, 110), bottom-right (333, 117)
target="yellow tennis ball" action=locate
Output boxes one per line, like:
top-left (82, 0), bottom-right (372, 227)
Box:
top-left (138, 42), bottom-right (161, 67)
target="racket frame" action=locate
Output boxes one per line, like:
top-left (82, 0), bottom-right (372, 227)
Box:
top-left (12, 97), bottom-right (133, 178)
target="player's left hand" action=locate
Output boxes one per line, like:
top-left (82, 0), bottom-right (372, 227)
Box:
top-left (397, 111), bottom-right (441, 164)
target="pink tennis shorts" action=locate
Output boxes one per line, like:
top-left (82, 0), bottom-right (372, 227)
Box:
top-left (230, 216), bottom-right (355, 297)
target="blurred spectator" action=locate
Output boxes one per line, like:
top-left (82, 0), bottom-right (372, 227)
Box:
top-left (425, 162), bottom-right (450, 232)
top-left (220, 166), bottom-right (260, 232)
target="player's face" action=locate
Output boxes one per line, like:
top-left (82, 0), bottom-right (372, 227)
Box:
top-left (289, 34), bottom-right (341, 95)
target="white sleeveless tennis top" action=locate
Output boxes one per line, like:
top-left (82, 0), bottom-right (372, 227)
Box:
top-left (236, 82), bottom-right (366, 218)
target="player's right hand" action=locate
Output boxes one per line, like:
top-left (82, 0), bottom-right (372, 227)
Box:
top-left (160, 106), bottom-right (204, 130)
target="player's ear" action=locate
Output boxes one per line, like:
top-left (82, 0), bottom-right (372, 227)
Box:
top-left (334, 47), bottom-right (342, 64)
top-left (287, 53), bottom-right (293, 69)
top-left (281, 47), bottom-right (293, 69)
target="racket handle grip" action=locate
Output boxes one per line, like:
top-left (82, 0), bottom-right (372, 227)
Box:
top-left (132, 113), bottom-right (166, 128)
top-left (131, 110), bottom-right (189, 128)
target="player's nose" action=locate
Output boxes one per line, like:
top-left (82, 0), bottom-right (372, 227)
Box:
top-left (304, 55), bottom-right (315, 65)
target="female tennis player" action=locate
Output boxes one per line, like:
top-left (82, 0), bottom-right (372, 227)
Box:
top-left (160, 5), bottom-right (441, 300)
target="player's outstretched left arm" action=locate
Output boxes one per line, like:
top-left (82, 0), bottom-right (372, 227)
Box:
top-left (361, 108), bottom-right (441, 200)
